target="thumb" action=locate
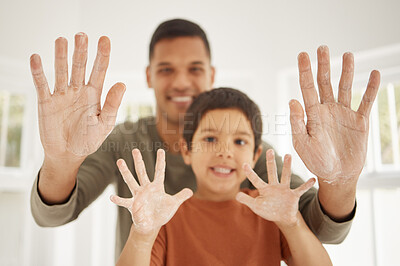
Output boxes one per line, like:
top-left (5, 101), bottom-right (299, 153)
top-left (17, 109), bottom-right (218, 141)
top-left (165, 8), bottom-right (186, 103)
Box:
top-left (294, 178), bottom-right (316, 197)
top-left (236, 192), bottom-right (255, 209)
top-left (100, 82), bottom-right (126, 133)
top-left (289, 99), bottom-right (308, 151)
top-left (175, 188), bottom-right (193, 205)
top-left (289, 99), bottom-right (307, 135)
top-left (110, 194), bottom-right (131, 209)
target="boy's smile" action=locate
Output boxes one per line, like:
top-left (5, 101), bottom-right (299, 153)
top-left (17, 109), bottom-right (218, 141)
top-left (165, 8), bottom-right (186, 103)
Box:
top-left (210, 165), bottom-right (235, 177)
top-left (182, 108), bottom-right (261, 201)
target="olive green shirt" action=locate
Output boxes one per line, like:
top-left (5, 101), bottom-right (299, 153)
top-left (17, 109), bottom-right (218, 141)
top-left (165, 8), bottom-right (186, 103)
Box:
top-left (31, 116), bottom-right (354, 258)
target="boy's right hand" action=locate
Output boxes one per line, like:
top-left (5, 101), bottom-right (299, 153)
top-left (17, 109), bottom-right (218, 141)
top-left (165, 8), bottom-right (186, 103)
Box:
top-left (236, 149), bottom-right (315, 228)
top-left (30, 33), bottom-right (125, 162)
top-left (110, 149), bottom-right (193, 235)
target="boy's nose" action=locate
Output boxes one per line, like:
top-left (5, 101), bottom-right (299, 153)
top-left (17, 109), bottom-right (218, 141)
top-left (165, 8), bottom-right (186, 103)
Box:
top-left (216, 142), bottom-right (233, 158)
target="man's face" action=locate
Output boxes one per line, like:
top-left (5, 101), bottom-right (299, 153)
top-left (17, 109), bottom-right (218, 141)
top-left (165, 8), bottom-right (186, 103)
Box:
top-left (182, 108), bottom-right (261, 201)
top-left (147, 37), bottom-right (215, 125)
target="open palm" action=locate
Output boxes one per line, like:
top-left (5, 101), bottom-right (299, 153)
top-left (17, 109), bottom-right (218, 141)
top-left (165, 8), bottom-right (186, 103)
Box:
top-left (30, 33), bottom-right (125, 159)
top-left (290, 46), bottom-right (380, 182)
top-left (111, 149), bottom-right (193, 234)
top-left (236, 150), bottom-right (315, 227)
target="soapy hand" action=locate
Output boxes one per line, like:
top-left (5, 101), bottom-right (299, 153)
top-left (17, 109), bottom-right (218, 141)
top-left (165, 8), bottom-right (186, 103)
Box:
top-left (236, 149), bottom-right (315, 227)
top-left (111, 149), bottom-right (193, 235)
top-left (289, 46), bottom-right (380, 183)
top-left (30, 33), bottom-right (125, 161)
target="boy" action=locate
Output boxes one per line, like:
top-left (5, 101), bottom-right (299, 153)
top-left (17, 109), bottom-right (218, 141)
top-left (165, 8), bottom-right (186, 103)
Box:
top-left (111, 88), bottom-right (332, 265)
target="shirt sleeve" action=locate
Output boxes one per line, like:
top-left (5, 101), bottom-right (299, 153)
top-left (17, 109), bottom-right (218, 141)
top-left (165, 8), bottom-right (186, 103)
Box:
top-left (252, 141), bottom-right (355, 244)
top-left (30, 171), bottom-right (79, 226)
top-left (30, 126), bottom-right (121, 227)
top-left (151, 226), bottom-right (167, 266)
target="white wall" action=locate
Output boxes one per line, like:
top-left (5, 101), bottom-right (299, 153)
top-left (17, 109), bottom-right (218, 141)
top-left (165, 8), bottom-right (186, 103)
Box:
top-left (1, 0), bottom-right (400, 265)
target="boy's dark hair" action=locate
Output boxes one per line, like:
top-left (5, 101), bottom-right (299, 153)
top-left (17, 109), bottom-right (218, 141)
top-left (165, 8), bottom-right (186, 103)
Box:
top-left (183, 87), bottom-right (262, 154)
top-left (149, 19), bottom-right (211, 60)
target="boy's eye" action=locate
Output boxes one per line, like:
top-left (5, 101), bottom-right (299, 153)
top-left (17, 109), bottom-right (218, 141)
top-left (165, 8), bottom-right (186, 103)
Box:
top-left (235, 139), bottom-right (246, 145)
top-left (204, 137), bottom-right (216, 143)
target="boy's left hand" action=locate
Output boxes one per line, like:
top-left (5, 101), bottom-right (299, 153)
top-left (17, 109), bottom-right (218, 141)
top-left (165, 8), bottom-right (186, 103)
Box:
top-left (236, 149), bottom-right (315, 228)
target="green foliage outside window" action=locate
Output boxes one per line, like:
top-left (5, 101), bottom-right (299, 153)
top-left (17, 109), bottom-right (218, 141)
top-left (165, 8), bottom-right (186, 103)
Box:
top-left (375, 83), bottom-right (400, 165)
top-left (351, 83), bottom-right (400, 166)
top-left (0, 91), bottom-right (25, 168)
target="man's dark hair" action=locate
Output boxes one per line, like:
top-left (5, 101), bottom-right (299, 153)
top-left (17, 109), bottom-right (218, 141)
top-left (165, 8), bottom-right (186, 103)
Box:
top-left (149, 19), bottom-right (211, 60)
top-left (183, 87), bottom-right (262, 154)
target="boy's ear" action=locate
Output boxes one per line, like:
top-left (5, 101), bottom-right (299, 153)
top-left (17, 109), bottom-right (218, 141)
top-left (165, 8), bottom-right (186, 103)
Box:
top-left (251, 145), bottom-right (263, 167)
top-left (179, 138), bottom-right (192, 165)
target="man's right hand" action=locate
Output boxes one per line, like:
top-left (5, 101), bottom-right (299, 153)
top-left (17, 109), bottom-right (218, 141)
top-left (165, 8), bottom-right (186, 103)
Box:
top-left (30, 32), bottom-right (125, 163)
top-left (30, 33), bottom-right (125, 204)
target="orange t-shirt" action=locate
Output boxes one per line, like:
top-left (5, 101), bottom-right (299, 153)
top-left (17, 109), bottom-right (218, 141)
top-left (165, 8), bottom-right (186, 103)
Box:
top-left (151, 189), bottom-right (291, 266)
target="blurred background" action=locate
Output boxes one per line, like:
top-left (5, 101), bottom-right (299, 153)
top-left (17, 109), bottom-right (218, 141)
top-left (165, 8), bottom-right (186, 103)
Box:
top-left (0, 0), bottom-right (400, 265)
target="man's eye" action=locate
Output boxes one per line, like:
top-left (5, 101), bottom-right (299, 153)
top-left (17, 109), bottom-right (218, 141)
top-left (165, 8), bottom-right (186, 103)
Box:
top-left (204, 137), bottom-right (216, 143)
top-left (159, 68), bottom-right (173, 73)
top-left (235, 139), bottom-right (246, 145)
top-left (190, 67), bottom-right (203, 73)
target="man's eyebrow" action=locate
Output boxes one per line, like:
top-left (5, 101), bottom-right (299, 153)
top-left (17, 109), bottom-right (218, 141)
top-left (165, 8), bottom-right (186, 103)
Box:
top-left (191, 61), bottom-right (205, 65)
top-left (156, 62), bottom-right (172, 67)
top-left (156, 61), bottom-right (205, 67)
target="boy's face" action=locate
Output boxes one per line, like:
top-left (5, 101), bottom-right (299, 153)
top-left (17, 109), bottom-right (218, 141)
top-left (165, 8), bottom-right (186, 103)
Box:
top-left (147, 37), bottom-right (215, 125)
top-left (182, 108), bottom-right (262, 201)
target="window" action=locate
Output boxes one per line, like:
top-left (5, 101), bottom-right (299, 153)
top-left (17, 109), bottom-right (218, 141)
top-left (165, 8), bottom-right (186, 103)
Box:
top-left (0, 58), bottom-right (37, 189)
top-left (123, 102), bottom-right (154, 122)
top-left (0, 90), bottom-right (25, 168)
top-left (375, 82), bottom-right (400, 166)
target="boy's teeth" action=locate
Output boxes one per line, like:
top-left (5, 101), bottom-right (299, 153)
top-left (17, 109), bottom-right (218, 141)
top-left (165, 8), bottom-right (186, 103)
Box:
top-left (214, 167), bottom-right (232, 174)
top-left (171, 96), bottom-right (192, 102)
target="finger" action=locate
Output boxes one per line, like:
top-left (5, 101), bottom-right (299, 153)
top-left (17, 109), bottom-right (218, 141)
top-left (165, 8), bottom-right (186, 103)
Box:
top-left (317, 46), bottom-right (335, 103)
top-left (357, 70), bottom-right (380, 117)
top-left (154, 149), bottom-right (166, 184)
top-left (99, 82), bottom-right (126, 134)
top-left (110, 195), bottom-right (132, 209)
top-left (243, 163), bottom-right (267, 189)
top-left (88, 36), bottom-right (110, 92)
top-left (236, 192), bottom-right (255, 209)
top-left (30, 54), bottom-right (51, 101)
top-left (280, 154), bottom-right (292, 186)
top-left (117, 159), bottom-right (139, 193)
top-left (338, 52), bottom-right (354, 108)
top-left (266, 149), bottom-right (278, 185)
top-left (289, 100), bottom-right (309, 154)
top-left (54, 37), bottom-right (68, 94)
top-left (174, 188), bottom-right (193, 205)
top-left (70, 32), bottom-right (88, 88)
top-left (132, 148), bottom-right (150, 185)
top-left (298, 52), bottom-right (319, 114)
top-left (289, 99), bottom-right (308, 136)
top-left (294, 178), bottom-right (316, 197)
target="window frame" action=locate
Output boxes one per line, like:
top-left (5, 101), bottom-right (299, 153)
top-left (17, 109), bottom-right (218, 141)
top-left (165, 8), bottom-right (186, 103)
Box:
top-left (0, 57), bottom-right (38, 191)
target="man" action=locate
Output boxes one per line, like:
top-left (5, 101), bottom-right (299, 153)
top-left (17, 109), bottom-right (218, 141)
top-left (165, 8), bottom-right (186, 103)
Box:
top-left (30, 19), bottom-right (380, 257)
